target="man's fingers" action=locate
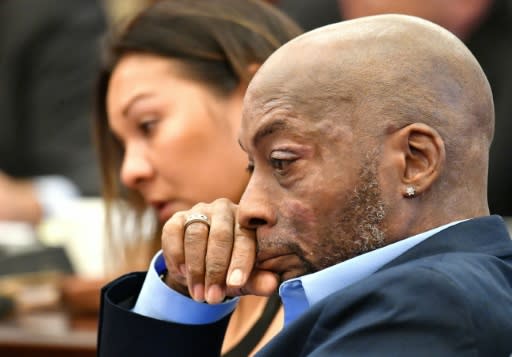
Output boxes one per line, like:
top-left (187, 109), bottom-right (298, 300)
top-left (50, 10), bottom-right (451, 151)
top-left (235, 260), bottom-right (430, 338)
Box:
top-left (163, 270), bottom-right (189, 297)
top-left (162, 213), bottom-right (187, 279)
top-left (226, 269), bottom-right (279, 297)
top-left (162, 199), bottom-right (256, 303)
top-left (226, 225), bottom-right (256, 289)
top-left (203, 208), bottom-right (235, 304)
top-left (183, 219), bottom-right (210, 301)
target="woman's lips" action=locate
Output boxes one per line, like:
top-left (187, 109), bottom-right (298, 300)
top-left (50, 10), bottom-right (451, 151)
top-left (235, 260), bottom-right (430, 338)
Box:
top-left (153, 201), bottom-right (176, 222)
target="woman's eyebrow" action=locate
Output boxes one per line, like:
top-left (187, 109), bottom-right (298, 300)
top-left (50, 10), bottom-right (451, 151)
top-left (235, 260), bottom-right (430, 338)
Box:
top-left (122, 93), bottom-right (153, 118)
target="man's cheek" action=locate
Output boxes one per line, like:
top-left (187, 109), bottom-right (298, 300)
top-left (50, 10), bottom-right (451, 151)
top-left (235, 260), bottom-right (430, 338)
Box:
top-left (281, 199), bottom-right (318, 244)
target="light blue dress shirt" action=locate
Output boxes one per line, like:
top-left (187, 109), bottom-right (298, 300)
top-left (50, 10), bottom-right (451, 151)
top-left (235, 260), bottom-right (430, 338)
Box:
top-left (133, 252), bottom-right (238, 324)
top-left (133, 220), bottom-right (464, 326)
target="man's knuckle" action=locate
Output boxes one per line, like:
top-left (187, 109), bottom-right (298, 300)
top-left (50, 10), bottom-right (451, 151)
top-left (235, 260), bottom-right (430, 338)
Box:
top-left (207, 262), bottom-right (227, 278)
top-left (187, 264), bottom-right (203, 277)
top-left (231, 253), bottom-right (250, 265)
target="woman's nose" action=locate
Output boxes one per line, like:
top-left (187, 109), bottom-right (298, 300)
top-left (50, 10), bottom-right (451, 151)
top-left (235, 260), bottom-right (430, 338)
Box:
top-left (120, 144), bottom-right (153, 189)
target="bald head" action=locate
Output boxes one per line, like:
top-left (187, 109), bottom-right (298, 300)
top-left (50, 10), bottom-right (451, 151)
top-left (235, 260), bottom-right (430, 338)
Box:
top-left (242, 14), bottom-right (494, 229)
top-left (247, 14), bottom-right (493, 141)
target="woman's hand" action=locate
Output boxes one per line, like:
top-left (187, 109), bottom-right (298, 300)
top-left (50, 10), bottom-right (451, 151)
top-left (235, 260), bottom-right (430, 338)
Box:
top-left (161, 198), bottom-right (279, 304)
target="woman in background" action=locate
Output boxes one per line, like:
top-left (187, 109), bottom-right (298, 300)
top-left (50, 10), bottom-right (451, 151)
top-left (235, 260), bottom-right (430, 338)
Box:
top-left (94, 0), bottom-right (302, 355)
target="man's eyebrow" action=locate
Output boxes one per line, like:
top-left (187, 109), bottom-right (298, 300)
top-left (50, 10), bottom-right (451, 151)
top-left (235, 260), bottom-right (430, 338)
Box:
top-left (252, 119), bottom-right (291, 148)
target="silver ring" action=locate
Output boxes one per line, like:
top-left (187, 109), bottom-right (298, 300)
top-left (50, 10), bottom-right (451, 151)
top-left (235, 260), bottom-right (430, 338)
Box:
top-left (184, 213), bottom-right (210, 230)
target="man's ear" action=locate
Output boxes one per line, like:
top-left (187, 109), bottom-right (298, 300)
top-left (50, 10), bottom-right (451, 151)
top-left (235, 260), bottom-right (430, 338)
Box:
top-left (393, 123), bottom-right (446, 198)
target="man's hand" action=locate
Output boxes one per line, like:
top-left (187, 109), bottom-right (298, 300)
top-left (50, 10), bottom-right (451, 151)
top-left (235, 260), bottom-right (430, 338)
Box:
top-left (161, 198), bottom-right (279, 304)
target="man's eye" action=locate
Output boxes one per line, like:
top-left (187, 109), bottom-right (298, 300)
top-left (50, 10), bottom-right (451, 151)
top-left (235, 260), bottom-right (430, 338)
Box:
top-left (270, 158), bottom-right (287, 171)
top-left (269, 151), bottom-right (296, 173)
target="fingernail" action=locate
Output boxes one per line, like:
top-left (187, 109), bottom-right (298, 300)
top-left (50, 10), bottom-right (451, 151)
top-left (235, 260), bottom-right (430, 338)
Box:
top-left (228, 269), bottom-right (244, 286)
top-left (192, 284), bottom-right (204, 302)
top-left (206, 284), bottom-right (224, 304)
top-left (179, 264), bottom-right (186, 276)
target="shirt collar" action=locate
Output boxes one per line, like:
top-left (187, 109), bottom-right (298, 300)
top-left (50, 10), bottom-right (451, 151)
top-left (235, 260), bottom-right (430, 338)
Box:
top-left (279, 219), bottom-right (466, 325)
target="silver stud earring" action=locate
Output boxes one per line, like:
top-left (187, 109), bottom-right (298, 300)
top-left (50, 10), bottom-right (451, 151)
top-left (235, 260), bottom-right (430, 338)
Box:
top-left (405, 186), bottom-right (416, 198)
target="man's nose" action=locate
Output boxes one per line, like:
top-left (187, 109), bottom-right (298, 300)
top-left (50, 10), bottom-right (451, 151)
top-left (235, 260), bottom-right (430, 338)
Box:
top-left (120, 144), bottom-right (153, 189)
top-left (237, 174), bottom-right (274, 230)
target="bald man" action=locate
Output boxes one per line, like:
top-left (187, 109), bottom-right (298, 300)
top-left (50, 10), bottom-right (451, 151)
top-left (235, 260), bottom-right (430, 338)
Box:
top-left (98, 14), bottom-right (512, 356)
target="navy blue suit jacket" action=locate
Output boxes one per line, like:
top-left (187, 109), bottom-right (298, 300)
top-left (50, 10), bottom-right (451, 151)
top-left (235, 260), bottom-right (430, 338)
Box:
top-left (98, 216), bottom-right (512, 356)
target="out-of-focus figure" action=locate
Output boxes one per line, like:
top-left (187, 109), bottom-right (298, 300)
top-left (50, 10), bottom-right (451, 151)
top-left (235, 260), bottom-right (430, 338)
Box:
top-left (0, 0), bottom-right (106, 224)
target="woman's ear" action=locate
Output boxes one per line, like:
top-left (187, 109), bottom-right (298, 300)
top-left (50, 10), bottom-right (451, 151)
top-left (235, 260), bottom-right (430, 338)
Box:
top-left (247, 63), bottom-right (261, 78)
top-left (393, 123), bottom-right (446, 198)
top-left (234, 63), bottom-right (261, 97)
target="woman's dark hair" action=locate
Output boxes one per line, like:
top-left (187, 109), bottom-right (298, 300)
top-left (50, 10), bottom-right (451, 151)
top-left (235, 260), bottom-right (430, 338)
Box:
top-left (92, 0), bottom-right (302, 271)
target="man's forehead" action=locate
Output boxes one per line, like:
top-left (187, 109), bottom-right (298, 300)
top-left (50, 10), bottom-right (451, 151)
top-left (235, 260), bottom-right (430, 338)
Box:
top-left (239, 98), bottom-right (352, 154)
top-left (239, 97), bottom-right (299, 148)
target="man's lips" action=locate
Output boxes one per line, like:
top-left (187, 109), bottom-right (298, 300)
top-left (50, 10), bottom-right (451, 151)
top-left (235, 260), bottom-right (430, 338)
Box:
top-left (256, 254), bottom-right (307, 282)
top-left (256, 253), bottom-right (297, 271)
